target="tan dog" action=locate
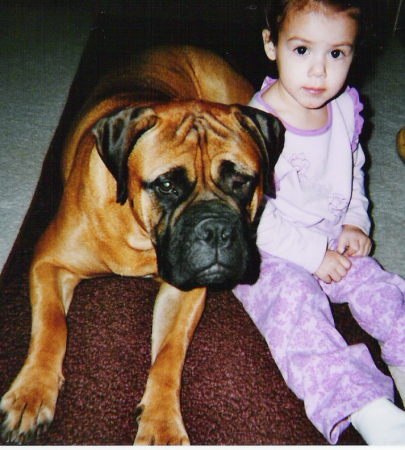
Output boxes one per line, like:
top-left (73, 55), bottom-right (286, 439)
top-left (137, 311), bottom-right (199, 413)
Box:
top-left (0, 45), bottom-right (284, 445)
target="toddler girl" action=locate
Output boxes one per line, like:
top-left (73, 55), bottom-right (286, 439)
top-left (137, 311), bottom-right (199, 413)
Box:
top-left (233, 0), bottom-right (405, 444)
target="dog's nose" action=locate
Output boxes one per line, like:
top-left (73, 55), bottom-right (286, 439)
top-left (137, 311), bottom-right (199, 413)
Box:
top-left (194, 218), bottom-right (234, 248)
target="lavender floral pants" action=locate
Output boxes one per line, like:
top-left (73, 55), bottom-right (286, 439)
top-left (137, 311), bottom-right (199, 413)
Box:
top-left (233, 251), bottom-right (405, 444)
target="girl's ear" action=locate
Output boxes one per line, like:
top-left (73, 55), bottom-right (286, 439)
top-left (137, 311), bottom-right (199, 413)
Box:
top-left (262, 29), bottom-right (277, 61)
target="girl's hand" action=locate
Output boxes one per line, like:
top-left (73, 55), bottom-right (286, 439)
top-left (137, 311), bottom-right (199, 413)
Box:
top-left (314, 249), bottom-right (351, 284)
top-left (337, 224), bottom-right (372, 257)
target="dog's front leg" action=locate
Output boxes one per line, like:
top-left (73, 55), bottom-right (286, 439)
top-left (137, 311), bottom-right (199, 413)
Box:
top-left (135, 283), bottom-right (206, 445)
top-left (1, 260), bottom-right (80, 444)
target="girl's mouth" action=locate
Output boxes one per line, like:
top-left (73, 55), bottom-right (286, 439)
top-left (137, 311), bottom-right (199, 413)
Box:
top-left (303, 87), bottom-right (326, 96)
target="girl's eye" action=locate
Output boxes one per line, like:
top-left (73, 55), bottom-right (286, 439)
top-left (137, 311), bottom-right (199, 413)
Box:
top-left (331, 49), bottom-right (344, 59)
top-left (295, 46), bottom-right (308, 56)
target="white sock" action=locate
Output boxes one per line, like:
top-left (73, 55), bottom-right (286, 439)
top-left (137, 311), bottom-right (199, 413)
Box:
top-left (351, 397), bottom-right (405, 445)
top-left (388, 365), bottom-right (405, 405)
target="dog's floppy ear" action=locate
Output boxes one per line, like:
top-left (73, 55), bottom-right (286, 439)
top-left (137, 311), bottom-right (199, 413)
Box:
top-left (234, 105), bottom-right (285, 198)
top-left (93, 107), bottom-right (158, 204)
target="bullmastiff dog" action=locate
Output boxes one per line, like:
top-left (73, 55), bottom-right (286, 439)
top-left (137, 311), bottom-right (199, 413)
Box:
top-left (1, 45), bottom-right (284, 444)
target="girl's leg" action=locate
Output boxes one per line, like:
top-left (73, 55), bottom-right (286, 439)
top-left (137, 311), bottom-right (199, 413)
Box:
top-left (320, 256), bottom-right (405, 367)
top-left (233, 252), bottom-right (393, 444)
top-left (321, 255), bottom-right (405, 430)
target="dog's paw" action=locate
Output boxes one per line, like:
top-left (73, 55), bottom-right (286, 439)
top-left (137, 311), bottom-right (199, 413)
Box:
top-left (134, 404), bottom-right (190, 445)
top-left (0, 365), bottom-right (63, 444)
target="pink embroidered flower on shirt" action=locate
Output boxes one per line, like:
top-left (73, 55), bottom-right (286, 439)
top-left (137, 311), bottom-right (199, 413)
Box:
top-left (289, 153), bottom-right (310, 178)
top-left (328, 194), bottom-right (349, 224)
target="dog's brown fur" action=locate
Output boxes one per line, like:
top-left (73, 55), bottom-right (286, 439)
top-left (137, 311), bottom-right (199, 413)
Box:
top-left (0, 46), bottom-right (282, 445)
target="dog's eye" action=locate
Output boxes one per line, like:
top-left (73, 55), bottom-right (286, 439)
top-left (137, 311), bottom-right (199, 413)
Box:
top-left (158, 180), bottom-right (177, 195)
top-left (217, 160), bottom-right (257, 206)
top-left (232, 178), bottom-right (249, 191)
top-left (147, 167), bottom-right (194, 206)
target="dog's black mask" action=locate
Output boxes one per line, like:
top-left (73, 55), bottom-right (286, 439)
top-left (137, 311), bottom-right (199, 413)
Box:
top-left (155, 200), bottom-right (261, 291)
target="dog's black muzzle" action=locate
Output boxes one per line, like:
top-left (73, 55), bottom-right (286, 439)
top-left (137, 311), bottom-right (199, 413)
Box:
top-left (156, 200), bottom-right (260, 291)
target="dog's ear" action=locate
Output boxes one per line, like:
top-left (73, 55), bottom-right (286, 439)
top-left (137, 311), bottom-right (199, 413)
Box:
top-left (234, 105), bottom-right (285, 198)
top-left (93, 107), bottom-right (158, 204)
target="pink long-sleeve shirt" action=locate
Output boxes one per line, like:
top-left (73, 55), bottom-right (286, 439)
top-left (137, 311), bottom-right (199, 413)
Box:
top-left (250, 77), bottom-right (370, 274)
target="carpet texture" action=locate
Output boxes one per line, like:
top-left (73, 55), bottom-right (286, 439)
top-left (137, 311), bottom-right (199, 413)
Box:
top-left (0, 4), bottom-right (403, 445)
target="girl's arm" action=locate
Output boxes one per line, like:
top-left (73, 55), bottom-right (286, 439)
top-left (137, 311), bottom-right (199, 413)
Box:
top-left (256, 200), bottom-right (328, 274)
top-left (339, 142), bottom-right (372, 256)
top-left (343, 143), bottom-right (371, 235)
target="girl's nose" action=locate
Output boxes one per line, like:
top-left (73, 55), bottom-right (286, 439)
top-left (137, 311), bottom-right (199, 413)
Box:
top-left (308, 58), bottom-right (327, 78)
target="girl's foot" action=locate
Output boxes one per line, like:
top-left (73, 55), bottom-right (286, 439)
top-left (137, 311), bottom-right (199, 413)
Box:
top-left (351, 397), bottom-right (405, 445)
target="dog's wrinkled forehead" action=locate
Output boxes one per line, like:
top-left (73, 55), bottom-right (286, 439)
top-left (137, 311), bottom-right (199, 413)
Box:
top-left (137, 112), bottom-right (261, 209)
top-left (150, 102), bottom-right (263, 167)
top-left (93, 101), bottom-right (285, 204)
top-left (152, 102), bottom-right (233, 136)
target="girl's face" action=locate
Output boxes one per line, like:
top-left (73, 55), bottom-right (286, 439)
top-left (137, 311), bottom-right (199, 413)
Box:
top-left (264, 8), bottom-right (358, 111)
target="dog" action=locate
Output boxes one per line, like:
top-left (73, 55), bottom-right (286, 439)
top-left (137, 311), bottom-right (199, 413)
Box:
top-left (0, 45), bottom-right (284, 445)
